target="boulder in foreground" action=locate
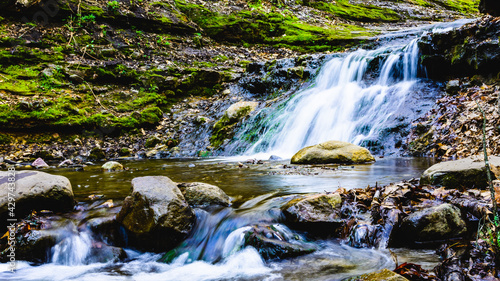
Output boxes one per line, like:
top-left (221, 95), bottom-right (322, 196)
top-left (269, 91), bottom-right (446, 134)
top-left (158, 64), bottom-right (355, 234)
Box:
top-left (0, 171), bottom-right (74, 226)
top-left (116, 176), bottom-right (195, 252)
top-left (420, 155), bottom-right (500, 189)
top-left (291, 140), bottom-right (375, 164)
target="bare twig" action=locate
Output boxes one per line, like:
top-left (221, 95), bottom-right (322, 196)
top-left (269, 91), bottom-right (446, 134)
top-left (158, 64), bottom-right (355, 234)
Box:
top-left (476, 99), bottom-right (500, 258)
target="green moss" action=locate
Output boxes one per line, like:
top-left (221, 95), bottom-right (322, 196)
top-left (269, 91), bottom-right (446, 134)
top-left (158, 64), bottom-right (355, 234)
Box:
top-left (439, 0), bottom-right (479, 14)
top-left (0, 133), bottom-right (12, 145)
top-left (140, 107), bottom-right (163, 124)
top-left (311, 0), bottom-right (401, 22)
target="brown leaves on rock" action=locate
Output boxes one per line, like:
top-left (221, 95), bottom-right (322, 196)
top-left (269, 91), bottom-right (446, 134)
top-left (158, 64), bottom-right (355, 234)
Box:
top-left (394, 262), bottom-right (437, 281)
top-left (407, 82), bottom-right (500, 159)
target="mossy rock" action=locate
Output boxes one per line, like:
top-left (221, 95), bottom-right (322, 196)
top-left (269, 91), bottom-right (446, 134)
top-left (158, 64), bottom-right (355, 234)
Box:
top-left (210, 101), bottom-right (258, 148)
top-left (88, 147), bottom-right (106, 160)
top-left (291, 140), bottom-right (375, 164)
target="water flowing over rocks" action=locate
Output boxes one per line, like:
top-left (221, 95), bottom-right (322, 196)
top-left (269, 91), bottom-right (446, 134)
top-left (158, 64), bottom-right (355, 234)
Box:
top-left (420, 155), bottom-right (500, 189)
top-left (0, 171), bottom-right (74, 228)
top-left (291, 141), bottom-right (375, 165)
top-left (116, 176), bottom-right (195, 252)
top-left (243, 224), bottom-right (317, 260)
top-left (177, 182), bottom-right (231, 208)
top-left (210, 101), bottom-right (259, 148)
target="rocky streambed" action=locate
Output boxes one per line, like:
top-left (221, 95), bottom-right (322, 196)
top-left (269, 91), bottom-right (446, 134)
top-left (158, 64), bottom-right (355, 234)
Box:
top-left (0, 156), bottom-right (499, 280)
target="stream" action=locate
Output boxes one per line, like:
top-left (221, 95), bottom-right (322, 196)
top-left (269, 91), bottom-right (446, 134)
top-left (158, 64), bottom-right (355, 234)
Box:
top-left (0, 19), bottom-right (477, 280)
top-left (1, 158), bottom-right (438, 280)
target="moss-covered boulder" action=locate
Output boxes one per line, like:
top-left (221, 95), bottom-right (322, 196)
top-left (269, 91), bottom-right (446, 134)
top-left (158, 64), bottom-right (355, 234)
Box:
top-left (210, 101), bottom-right (258, 148)
top-left (420, 155), bottom-right (500, 189)
top-left (291, 140), bottom-right (375, 164)
top-left (0, 171), bottom-right (74, 229)
top-left (281, 193), bottom-right (344, 234)
top-left (394, 203), bottom-right (467, 245)
top-left (177, 182), bottom-right (231, 208)
top-left (116, 176), bottom-right (195, 252)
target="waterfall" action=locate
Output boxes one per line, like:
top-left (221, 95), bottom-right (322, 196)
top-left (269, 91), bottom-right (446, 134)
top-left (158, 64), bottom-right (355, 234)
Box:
top-left (51, 224), bottom-right (92, 266)
top-left (223, 19), bottom-right (474, 159)
top-left (242, 40), bottom-right (420, 158)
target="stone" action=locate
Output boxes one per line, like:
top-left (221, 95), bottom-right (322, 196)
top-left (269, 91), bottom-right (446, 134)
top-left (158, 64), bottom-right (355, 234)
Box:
top-left (396, 203), bottom-right (466, 245)
top-left (225, 101), bottom-right (259, 120)
top-left (177, 182), bottom-right (231, 208)
top-left (0, 229), bottom-right (58, 263)
top-left (345, 268), bottom-right (409, 281)
top-left (32, 157), bottom-right (49, 168)
top-left (145, 136), bottom-right (161, 148)
top-left (420, 155), bottom-right (500, 189)
top-left (101, 161), bottom-right (123, 171)
top-left (89, 147), bottom-right (106, 160)
top-left (0, 171), bottom-right (74, 227)
top-left (85, 216), bottom-right (126, 247)
top-left (445, 79), bottom-right (460, 95)
top-left (244, 224), bottom-right (316, 260)
top-left (281, 193), bottom-right (344, 233)
top-left (210, 101), bottom-right (259, 148)
top-left (116, 176), bottom-right (195, 252)
top-left (291, 140), bottom-right (375, 164)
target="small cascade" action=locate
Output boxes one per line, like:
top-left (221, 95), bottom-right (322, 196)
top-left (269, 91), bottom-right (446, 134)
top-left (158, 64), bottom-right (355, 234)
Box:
top-left (51, 223), bottom-right (92, 266)
top-left (223, 19), bottom-right (474, 158)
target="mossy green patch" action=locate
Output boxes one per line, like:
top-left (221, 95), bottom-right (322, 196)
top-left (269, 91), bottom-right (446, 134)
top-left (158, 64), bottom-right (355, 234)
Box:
top-left (311, 0), bottom-right (401, 22)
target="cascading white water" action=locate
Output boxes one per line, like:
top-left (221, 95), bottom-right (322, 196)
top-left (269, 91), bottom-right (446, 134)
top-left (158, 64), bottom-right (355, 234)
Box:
top-left (228, 19), bottom-right (473, 159)
top-left (244, 40), bottom-right (420, 158)
top-left (51, 225), bottom-right (92, 266)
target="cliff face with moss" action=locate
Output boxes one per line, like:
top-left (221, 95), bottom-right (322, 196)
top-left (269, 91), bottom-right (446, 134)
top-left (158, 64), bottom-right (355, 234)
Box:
top-left (0, 0), bottom-right (480, 159)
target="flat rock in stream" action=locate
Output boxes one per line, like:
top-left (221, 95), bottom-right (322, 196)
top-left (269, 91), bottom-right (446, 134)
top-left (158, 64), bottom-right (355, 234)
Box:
top-left (420, 155), bottom-right (500, 189)
top-left (281, 193), bottom-right (344, 234)
top-left (0, 171), bottom-right (74, 228)
top-left (177, 182), bottom-right (231, 208)
top-left (291, 140), bottom-right (375, 165)
top-left (345, 268), bottom-right (409, 281)
top-left (116, 176), bottom-right (195, 252)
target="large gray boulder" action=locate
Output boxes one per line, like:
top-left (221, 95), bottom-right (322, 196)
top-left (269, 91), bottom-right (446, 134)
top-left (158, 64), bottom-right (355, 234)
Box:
top-left (116, 176), bottom-right (195, 252)
top-left (396, 203), bottom-right (466, 245)
top-left (291, 140), bottom-right (375, 164)
top-left (281, 193), bottom-right (344, 234)
top-left (420, 156), bottom-right (500, 189)
top-left (177, 182), bottom-right (231, 208)
top-left (0, 171), bottom-right (74, 225)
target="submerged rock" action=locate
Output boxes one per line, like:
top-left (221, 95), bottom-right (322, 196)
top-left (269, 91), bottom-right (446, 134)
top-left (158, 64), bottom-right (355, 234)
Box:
top-left (291, 140), bottom-right (375, 164)
top-left (244, 224), bottom-right (316, 260)
top-left (345, 268), bottom-right (409, 281)
top-left (420, 155), bottom-right (500, 189)
top-left (116, 176), bottom-right (195, 252)
top-left (281, 193), bottom-right (344, 234)
top-left (348, 223), bottom-right (384, 249)
top-left (0, 171), bottom-right (74, 227)
top-left (395, 203), bottom-right (466, 245)
top-left (101, 161), bottom-right (123, 171)
top-left (177, 182), bottom-right (231, 208)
